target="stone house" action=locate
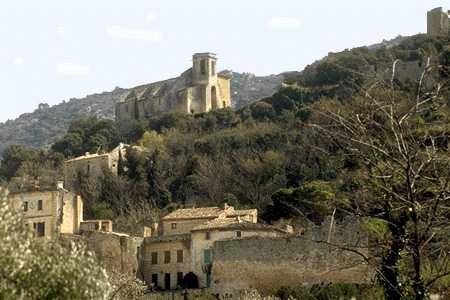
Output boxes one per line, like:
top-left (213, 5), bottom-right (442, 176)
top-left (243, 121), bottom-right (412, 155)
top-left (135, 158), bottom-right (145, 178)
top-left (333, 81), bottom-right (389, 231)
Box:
top-left (63, 143), bottom-right (140, 191)
top-left (427, 7), bottom-right (449, 37)
top-left (8, 181), bottom-right (83, 238)
top-left (115, 53), bottom-right (232, 132)
top-left (7, 179), bottom-right (114, 238)
top-left (141, 204), bottom-right (289, 290)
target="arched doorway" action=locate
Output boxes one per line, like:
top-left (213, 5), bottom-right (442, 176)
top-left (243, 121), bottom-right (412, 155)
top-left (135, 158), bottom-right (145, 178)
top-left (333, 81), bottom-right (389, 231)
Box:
top-left (182, 272), bottom-right (199, 289)
top-left (211, 86), bottom-right (217, 110)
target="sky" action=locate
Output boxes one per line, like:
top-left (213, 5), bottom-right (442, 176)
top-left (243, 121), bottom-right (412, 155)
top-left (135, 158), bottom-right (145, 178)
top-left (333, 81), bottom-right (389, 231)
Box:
top-left (0, 0), bottom-right (448, 122)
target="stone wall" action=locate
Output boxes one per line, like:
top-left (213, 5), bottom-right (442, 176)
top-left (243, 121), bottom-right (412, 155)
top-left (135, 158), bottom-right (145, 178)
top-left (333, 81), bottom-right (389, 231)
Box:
top-left (76, 231), bottom-right (143, 277)
top-left (211, 218), bottom-right (370, 294)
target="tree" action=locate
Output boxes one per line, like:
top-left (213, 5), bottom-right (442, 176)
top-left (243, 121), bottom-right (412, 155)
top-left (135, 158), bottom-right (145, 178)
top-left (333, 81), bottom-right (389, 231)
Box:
top-left (52, 117), bottom-right (119, 158)
top-left (313, 61), bottom-right (450, 299)
top-left (0, 187), bottom-right (112, 299)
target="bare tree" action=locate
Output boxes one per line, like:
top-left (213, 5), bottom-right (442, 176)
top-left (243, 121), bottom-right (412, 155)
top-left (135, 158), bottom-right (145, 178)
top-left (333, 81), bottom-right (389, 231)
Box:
top-left (312, 60), bottom-right (450, 300)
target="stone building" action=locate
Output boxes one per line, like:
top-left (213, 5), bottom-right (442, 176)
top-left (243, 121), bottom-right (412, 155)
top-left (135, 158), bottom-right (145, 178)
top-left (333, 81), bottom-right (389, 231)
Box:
top-left (427, 7), bottom-right (449, 37)
top-left (63, 143), bottom-right (135, 191)
top-left (8, 181), bottom-right (83, 238)
top-left (141, 204), bottom-right (288, 290)
top-left (115, 53), bottom-right (232, 131)
top-left (7, 179), bottom-right (115, 238)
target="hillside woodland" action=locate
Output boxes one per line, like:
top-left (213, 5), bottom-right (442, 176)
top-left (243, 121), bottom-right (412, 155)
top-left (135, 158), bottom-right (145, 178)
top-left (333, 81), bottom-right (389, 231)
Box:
top-left (1, 34), bottom-right (449, 299)
top-left (0, 72), bottom-right (281, 153)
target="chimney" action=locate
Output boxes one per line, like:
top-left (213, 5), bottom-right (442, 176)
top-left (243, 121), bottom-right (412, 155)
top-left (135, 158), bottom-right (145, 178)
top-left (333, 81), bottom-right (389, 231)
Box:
top-left (56, 181), bottom-right (64, 190)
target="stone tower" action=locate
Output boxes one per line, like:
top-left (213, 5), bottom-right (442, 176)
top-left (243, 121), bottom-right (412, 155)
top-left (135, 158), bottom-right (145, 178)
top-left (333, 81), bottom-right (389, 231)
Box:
top-left (190, 53), bottom-right (227, 112)
top-left (427, 7), bottom-right (449, 37)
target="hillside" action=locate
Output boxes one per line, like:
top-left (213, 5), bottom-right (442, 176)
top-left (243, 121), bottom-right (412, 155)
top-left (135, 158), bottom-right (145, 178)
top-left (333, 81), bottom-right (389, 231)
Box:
top-left (0, 72), bottom-right (282, 153)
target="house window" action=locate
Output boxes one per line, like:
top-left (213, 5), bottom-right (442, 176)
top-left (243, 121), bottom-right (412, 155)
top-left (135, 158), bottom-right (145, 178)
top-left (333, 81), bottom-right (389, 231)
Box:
top-left (177, 250), bottom-right (183, 263)
top-left (205, 231), bottom-right (211, 240)
top-left (151, 252), bottom-right (158, 264)
top-left (200, 59), bottom-right (207, 75)
top-left (35, 222), bottom-right (45, 237)
top-left (236, 231), bottom-right (242, 238)
top-left (203, 249), bottom-right (212, 264)
top-left (164, 251), bottom-right (171, 264)
top-left (37, 200), bottom-right (43, 211)
top-left (164, 273), bottom-right (171, 290)
top-left (23, 201), bottom-right (28, 212)
top-left (171, 223), bottom-right (177, 230)
top-left (151, 274), bottom-right (158, 287)
top-left (177, 272), bottom-right (184, 287)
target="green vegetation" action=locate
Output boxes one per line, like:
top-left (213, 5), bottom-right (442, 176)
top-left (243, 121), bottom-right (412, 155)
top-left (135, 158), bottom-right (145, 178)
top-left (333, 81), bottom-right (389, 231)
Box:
top-left (0, 34), bottom-right (449, 299)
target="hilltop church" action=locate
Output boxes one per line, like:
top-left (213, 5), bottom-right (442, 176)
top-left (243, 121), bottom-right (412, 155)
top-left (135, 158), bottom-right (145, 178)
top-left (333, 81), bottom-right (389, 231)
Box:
top-left (115, 53), bottom-right (232, 131)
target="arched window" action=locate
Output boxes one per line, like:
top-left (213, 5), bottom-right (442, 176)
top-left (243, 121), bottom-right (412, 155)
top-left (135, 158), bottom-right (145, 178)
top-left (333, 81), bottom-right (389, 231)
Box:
top-left (200, 59), bottom-right (207, 75)
top-left (211, 86), bottom-right (217, 110)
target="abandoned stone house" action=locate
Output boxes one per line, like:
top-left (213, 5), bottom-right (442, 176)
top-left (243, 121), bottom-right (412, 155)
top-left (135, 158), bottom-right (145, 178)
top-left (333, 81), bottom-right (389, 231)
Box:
top-left (427, 7), bottom-right (450, 37)
top-left (115, 53), bottom-right (232, 131)
top-left (63, 143), bottom-right (139, 191)
top-left (140, 204), bottom-right (292, 290)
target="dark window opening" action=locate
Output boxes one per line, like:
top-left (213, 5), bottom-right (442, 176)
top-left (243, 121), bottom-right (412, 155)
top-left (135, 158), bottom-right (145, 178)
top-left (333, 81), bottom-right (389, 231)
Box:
top-left (211, 86), bottom-right (217, 110)
top-left (177, 250), bottom-right (183, 263)
top-left (205, 231), bottom-right (211, 240)
top-left (23, 201), bottom-right (28, 212)
top-left (164, 251), bottom-right (171, 264)
top-left (171, 223), bottom-right (177, 229)
top-left (200, 59), bottom-right (207, 75)
top-left (236, 231), bottom-right (242, 238)
top-left (151, 252), bottom-right (158, 264)
top-left (164, 273), bottom-right (171, 290)
top-left (37, 200), bottom-right (43, 211)
top-left (177, 272), bottom-right (183, 287)
top-left (35, 222), bottom-right (45, 237)
top-left (151, 274), bottom-right (158, 287)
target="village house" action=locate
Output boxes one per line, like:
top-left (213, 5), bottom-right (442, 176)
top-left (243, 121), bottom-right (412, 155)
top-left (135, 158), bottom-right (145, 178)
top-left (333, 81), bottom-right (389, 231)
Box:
top-left (7, 179), bottom-right (113, 238)
top-left (141, 204), bottom-right (291, 290)
top-left (8, 180), bottom-right (83, 238)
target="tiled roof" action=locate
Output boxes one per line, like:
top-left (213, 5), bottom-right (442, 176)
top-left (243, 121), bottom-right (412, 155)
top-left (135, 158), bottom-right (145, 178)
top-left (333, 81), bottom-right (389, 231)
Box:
top-left (227, 209), bottom-right (257, 217)
top-left (162, 207), bottom-right (223, 220)
top-left (191, 218), bottom-right (286, 233)
top-left (144, 233), bottom-right (191, 244)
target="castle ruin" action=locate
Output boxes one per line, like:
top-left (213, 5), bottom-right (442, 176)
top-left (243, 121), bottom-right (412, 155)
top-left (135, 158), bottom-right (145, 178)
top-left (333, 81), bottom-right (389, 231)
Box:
top-left (115, 53), bottom-right (231, 131)
top-left (427, 7), bottom-right (450, 37)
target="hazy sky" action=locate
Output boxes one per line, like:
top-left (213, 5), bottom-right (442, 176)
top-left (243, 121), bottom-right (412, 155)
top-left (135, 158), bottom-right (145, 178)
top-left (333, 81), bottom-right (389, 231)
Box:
top-left (1, 1), bottom-right (447, 122)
